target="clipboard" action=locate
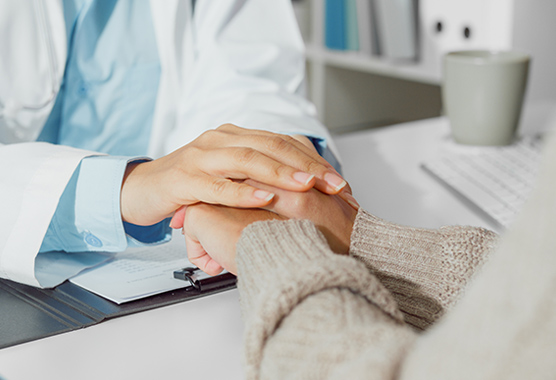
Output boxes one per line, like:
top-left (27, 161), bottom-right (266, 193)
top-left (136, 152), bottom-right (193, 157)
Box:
top-left (0, 269), bottom-right (236, 349)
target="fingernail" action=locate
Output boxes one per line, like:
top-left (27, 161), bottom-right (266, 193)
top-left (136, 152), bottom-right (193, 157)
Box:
top-left (344, 193), bottom-right (360, 210)
top-left (293, 172), bottom-right (315, 186)
top-left (253, 190), bottom-right (275, 202)
top-left (324, 173), bottom-right (347, 192)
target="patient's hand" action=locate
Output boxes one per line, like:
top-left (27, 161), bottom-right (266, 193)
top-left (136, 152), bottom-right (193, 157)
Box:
top-left (181, 204), bottom-right (286, 275)
top-left (180, 179), bottom-right (359, 275)
top-left (248, 180), bottom-right (359, 254)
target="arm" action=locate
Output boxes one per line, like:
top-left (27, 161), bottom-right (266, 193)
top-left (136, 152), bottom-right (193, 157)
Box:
top-left (237, 220), bottom-right (415, 380)
top-left (181, 205), bottom-right (416, 379)
top-left (349, 210), bottom-right (499, 330)
top-left (243, 182), bottom-right (499, 330)
top-left (121, 124), bottom-right (346, 227)
top-left (0, 143), bottom-right (173, 288)
top-left (39, 156), bottom-right (173, 255)
top-left (0, 142), bottom-right (96, 286)
top-left (1, 124), bottom-right (343, 287)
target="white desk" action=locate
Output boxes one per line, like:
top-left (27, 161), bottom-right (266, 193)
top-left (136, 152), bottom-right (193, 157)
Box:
top-left (334, 117), bottom-right (499, 232)
top-left (0, 117), bottom-right (502, 380)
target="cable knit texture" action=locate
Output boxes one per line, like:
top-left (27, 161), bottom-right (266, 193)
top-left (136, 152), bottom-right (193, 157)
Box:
top-left (350, 209), bottom-right (498, 330)
top-left (236, 219), bottom-right (414, 380)
top-left (233, 131), bottom-right (556, 380)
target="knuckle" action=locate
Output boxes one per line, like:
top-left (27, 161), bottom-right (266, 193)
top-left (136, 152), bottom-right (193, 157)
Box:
top-left (234, 183), bottom-right (250, 201)
top-left (269, 160), bottom-right (294, 181)
top-left (210, 181), bottom-right (246, 206)
top-left (269, 164), bottom-right (284, 180)
top-left (195, 130), bottom-right (215, 145)
top-left (198, 128), bottom-right (227, 144)
top-left (199, 129), bottom-right (215, 139)
top-left (234, 147), bottom-right (258, 167)
top-left (217, 123), bottom-right (239, 132)
top-left (303, 159), bottom-right (323, 175)
top-left (210, 180), bottom-right (229, 198)
top-left (266, 135), bottom-right (291, 153)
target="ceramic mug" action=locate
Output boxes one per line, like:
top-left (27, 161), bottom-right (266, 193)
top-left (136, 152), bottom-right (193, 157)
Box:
top-left (442, 50), bottom-right (531, 146)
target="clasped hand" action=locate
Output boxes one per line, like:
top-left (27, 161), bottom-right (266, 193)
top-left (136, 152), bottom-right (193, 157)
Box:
top-left (120, 124), bottom-right (359, 276)
top-left (179, 181), bottom-right (359, 276)
top-left (120, 124), bottom-right (346, 226)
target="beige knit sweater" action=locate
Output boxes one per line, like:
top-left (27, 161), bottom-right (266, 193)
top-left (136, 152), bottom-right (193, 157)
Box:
top-left (236, 134), bottom-right (556, 379)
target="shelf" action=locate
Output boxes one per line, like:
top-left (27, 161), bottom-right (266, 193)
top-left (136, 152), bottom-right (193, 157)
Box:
top-left (300, 0), bottom-right (443, 130)
top-left (305, 44), bottom-right (441, 86)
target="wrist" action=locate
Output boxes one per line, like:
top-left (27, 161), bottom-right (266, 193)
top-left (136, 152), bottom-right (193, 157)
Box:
top-left (120, 160), bottom-right (149, 224)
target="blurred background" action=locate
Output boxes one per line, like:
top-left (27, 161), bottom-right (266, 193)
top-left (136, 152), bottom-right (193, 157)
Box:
top-left (292, 0), bottom-right (556, 134)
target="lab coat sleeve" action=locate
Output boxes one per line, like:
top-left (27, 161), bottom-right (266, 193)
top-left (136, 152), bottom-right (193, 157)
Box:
top-left (39, 156), bottom-right (172, 255)
top-left (0, 142), bottom-right (96, 286)
top-left (160, 0), bottom-right (340, 165)
top-left (0, 144), bottom-right (173, 287)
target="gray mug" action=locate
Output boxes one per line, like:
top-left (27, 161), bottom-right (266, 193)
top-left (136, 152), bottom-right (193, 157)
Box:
top-left (442, 50), bottom-right (531, 146)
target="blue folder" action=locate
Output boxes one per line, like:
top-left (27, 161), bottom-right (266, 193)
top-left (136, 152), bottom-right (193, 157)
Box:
top-left (325, 0), bottom-right (346, 50)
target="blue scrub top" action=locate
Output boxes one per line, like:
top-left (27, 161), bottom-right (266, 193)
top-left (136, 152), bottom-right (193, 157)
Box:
top-left (39, 0), bottom-right (171, 255)
top-left (39, 0), bottom-right (160, 156)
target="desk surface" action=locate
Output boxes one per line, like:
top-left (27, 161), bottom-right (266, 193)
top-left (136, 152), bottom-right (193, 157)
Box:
top-left (335, 117), bottom-right (498, 232)
top-left (0, 117), bottom-right (501, 380)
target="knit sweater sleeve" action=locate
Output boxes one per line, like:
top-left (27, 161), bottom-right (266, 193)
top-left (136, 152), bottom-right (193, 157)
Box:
top-left (349, 209), bottom-right (499, 330)
top-left (236, 219), bottom-right (417, 380)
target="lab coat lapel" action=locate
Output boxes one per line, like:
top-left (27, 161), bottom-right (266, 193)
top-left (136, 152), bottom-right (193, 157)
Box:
top-left (148, 0), bottom-right (187, 158)
top-left (0, 0), bottom-right (66, 144)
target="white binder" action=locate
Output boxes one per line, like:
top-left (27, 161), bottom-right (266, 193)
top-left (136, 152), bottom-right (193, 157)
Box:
top-left (374, 0), bottom-right (418, 60)
top-left (356, 0), bottom-right (379, 56)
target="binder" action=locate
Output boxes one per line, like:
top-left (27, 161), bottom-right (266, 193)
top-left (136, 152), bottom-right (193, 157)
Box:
top-left (374, 0), bottom-right (418, 60)
top-left (356, 0), bottom-right (380, 56)
top-left (0, 269), bottom-right (236, 349)
top-left (325, 0), bottom-right (346, 50)
top-left (345, 0), bottom-right (359, 51)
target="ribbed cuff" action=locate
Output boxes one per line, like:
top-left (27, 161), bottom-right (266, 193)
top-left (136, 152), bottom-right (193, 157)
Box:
top-left (349, 208), bottom-right (498, 329)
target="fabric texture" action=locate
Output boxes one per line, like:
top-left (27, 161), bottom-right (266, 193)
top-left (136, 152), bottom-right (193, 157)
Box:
top-left (237, 219), bottom-right (414, 380)
top-left (235, 128), bottom-right (556, 378)
top-left (37, 0), bottom-right (168, 255)
top-left (39, 156), bottom-right (172, 255)
top-left (350, 209), bottom-right (498, 330)
top-left (39, 0), bottom-right (160, 156)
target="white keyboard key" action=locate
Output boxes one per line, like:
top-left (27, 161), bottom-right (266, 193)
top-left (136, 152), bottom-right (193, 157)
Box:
top-left (422, 139), bottom-right (541, 228)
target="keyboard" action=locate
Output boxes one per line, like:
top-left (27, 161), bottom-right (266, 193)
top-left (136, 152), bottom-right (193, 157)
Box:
top-left (422, 138), bottom-right (543, 228)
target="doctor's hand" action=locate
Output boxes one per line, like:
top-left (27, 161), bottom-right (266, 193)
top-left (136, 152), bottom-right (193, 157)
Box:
top-left (120, 124), bottom-right (346, 226)
top-left (181, 204), bottom-right (286, 275)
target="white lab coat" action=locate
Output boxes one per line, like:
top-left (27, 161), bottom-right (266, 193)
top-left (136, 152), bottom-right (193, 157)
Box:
top-left (0, 0), bottom-right (334, 287)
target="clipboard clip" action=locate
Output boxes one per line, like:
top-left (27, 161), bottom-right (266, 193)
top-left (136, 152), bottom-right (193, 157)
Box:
top-left (173, 267), bottom-right (203, 291)
top-left (173, 267), bottom-right (236, 292)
